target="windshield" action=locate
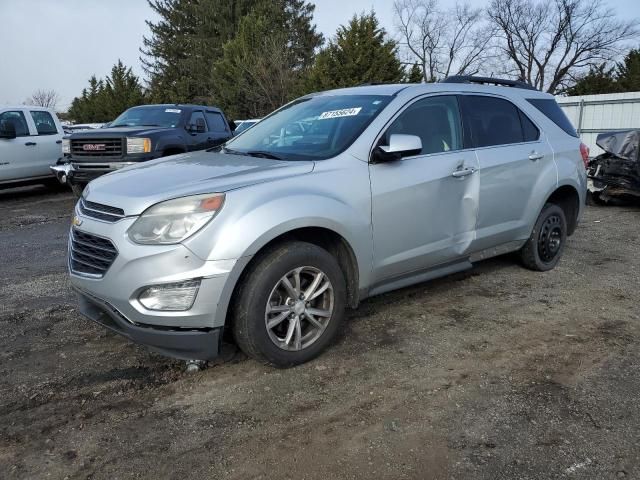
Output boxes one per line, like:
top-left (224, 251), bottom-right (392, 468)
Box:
top-left (234, 120), bottom-right (258, 134)
top-left (111, 106), bottom-right (183, 128)
top-left (225, 95), bottom-right (392, 161)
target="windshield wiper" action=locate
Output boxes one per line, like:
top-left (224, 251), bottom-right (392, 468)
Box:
top-left (245, 150), bottom-right (283, 160)
top-left (220, 146), bottom-right (244, 155)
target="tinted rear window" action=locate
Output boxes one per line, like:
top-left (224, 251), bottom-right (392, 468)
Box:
top-left (526, 98), bottom-right (578, 137)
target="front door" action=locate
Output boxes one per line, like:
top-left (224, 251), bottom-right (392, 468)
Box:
top-left (185, 110), bottom-right (210, 151)
top-left (0, 110), bottom-right (40, 182)
top-left (369, 95), bottom-right (479, 284)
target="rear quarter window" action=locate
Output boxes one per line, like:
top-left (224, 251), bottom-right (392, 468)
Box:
top-left (526, 98), bottom-right (578, 137)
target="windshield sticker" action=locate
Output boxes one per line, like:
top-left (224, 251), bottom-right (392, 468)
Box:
top-left (165, 108), bottom-right (182, 113)
top-left (318, 107), bottom-right (362, 120)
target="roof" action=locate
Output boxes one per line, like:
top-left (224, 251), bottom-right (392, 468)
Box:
top-left (132, 104), bottom-right (223, 111)
top-left (1, 105), bottom-right (56, 111)
top-left (310, 81), bottom-right (553, 100)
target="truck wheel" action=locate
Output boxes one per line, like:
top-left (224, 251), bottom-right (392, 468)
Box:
top-left (232, 241), bottom-right (346, 367)
top-left (70, 183), bottom-right (85, 198)
top-left (519, 203), bottom-right (567, 271)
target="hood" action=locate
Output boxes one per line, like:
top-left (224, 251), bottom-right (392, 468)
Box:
top-left (86, 151), bottom-right (315, 215)
top-left (596, 130), bottom-right (640, 163)
top-left (69, 126), bottom-right (175, 138)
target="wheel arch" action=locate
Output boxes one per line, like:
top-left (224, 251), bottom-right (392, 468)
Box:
top-left (544, 184), bottom-right (581, 235)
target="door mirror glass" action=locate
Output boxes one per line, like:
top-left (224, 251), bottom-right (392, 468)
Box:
top-left (0, 120), bottom-right (17, 139)
top-left (372, 134), bottom-right (422, 163)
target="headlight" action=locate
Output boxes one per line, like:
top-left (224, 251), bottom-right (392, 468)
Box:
top-left (127, 193), bottom-right (225, 245)
top-left (62, 138), bottom-right (70, 154)
top-left (126, 137), bottom-right (152, 154)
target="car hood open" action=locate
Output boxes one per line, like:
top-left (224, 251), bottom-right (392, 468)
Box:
top-left (85, 151), bottom-right (315, 215)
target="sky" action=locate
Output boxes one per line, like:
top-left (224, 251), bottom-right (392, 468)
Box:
top-left (1, 0), bottom-right (639, 110)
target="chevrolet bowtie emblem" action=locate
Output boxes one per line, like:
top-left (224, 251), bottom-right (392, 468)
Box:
top-left (72, 215), bottom-right (83, 227)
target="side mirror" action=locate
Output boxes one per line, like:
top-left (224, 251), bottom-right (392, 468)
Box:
top-left (371, 134), bottom-right (422, 164)
top-left (0, 120), bottom-right (17, 139)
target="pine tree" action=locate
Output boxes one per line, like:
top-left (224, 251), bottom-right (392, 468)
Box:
top-left (616, 49), bottom-right (640, 92)
top-left (211, 0), bottom-right (323, 118)
top-left (404, 63), bottom-right (423, 83)
top-left (306, 12), bottom-right (404, 91)
top-left (68, 62), bottom-right (145, 123)
top-left (565, 64), bottom-right (618, 96)
top-left (141, 0), bottom-right (255, 103)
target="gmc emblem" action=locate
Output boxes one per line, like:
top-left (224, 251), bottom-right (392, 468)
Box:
top-left (82, 144), bottom-right (106, 151)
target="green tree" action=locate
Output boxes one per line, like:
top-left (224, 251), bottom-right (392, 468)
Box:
top-left (565, 63), bottom-right (619, 96)
top-left (141, 0), bottom-right (255, 103)
top-left (68, 61), bottom-right (145, 123)
top-left (211, 1), bottom-right (323, 118)
top-left (616, 49), bottom-right (640, 92)
top-left (404, 63), bottom-right (423, 83)
top-left (306, 12), bottom-right (404, 91)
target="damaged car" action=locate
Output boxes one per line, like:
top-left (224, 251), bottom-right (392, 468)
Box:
top-left (68, 76), bottom-right (586, 367)
top-left (588, 130), bottom-right (640, 204)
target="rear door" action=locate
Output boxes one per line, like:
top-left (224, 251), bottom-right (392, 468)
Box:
top-left (458, 94), bottom-right (554, 251)
top-left (205, 110), bottom-right (232, 147)
top-left (29, 110), bottom-right (63, 175)
top-left (369, 95), bottom-right (480, 283)
top-left (0, 110), bottom-right (40, 182)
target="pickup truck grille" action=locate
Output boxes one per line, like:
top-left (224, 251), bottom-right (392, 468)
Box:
top-left (79, 198), bottom-right (125, 223)
top-left (69, 229), bottom-right (118, 277)
top-left (70, 138), bottom-right (123, 158)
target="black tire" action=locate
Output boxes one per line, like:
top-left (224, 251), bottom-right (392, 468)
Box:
top-left (232, 241), bottom-right (346, 367)
top-left (520, 203), bottom-right (567, 271)
top-left (69, 182), bottom-right (85, 198)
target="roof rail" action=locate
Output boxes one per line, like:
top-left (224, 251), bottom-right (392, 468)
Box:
top-left (442, 75), bottom-right (538, 91)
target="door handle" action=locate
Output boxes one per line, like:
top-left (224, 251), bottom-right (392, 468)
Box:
top-left (25, 142), bottom-right (37, 146)
top-left (451, 166), bottom-right (477, 178)
top-left (529, 152), bottom-right (544, 161)
top-left (56, 140), bottom-right (62, 144)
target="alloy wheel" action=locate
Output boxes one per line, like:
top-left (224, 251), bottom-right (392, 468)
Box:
top-left (264, 266), bottom-right (334, 351)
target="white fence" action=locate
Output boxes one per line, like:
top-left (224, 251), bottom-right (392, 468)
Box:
top-left (557, 91), bottom-right (640, 156)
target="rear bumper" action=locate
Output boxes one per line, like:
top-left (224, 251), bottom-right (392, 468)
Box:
top-left (76, 287), bottom-right (222, 361)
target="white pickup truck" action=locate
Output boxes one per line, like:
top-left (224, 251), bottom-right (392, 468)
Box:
top-left (0, 106), bottom-right (64, 189)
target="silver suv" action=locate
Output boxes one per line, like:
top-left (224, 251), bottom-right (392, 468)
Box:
top-left (68, 77), bottom-right (587, 367)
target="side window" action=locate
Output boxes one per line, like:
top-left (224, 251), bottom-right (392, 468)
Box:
top-left (459, 95), bottom-right (526, 148)
top-left (30, 111), bottom-right (58, 135)
top-left (382, 95), bottom-right (462, 156)
top-left (526, 98), bottom-right (578, 137)
top-left (205, 111), bottom-right (228, 132)
top-left (0, 111), bottom-right (30, 137)
top-left (519, 111), bottom-right (540, 142)
top-left (187, 111), bottom-right (206, 131)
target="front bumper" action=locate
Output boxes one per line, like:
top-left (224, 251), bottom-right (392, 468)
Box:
top-left (76, 288), bottom-right (222, 360)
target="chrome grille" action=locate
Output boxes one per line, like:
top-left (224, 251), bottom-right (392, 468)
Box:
top-left (70, 138), bottom-right (123, 158)
top-left (69, 229), bottom-right (118, 277)
top-left (78, 198), bottom-right (125, 223)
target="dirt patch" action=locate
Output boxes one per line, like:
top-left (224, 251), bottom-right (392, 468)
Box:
top-left (1, 188), bottom-right (639, 479)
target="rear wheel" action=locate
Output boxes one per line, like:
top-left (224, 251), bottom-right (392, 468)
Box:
top-left (520, 203), bottom-right (567, 271)
top-left (232, 241), bottom-right (346, 367)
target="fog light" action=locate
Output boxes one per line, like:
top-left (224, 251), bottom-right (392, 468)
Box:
top-left (138, 280), bottom-right (201, 311)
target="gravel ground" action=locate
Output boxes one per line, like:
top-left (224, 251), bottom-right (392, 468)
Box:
top-left (0, 185), bottom-right (639, 480)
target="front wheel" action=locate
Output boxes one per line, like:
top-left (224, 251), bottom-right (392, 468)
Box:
top-left (232, 241), bottom-right (346, 367)
top-left (519, 203), bottom-right (567, 271)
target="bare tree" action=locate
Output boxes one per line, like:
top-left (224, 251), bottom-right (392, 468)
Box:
top-left (394, 0), bottom-right (494, 82)
top-left (487, 0), bottom-right (639, 93)
top-left (26, 89), bottom-right (60, 109)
